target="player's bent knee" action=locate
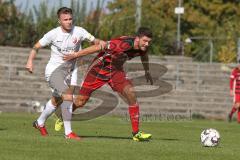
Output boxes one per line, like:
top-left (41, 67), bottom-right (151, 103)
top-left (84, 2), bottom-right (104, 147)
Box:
top-left (235, 103), bottom-right (240, 108)
top-left (123, 88), bottom-right (137, 105)
top-left (74, 95), bottom-right (89, 108)
top-left (62, 94), bottom-right (73, 101)
top-left (51, 96), bottom-right (63, 106)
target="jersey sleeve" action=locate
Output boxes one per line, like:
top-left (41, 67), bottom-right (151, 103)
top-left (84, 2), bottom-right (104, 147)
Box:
top-left (38, 29), bottom-right (56, 47)
top-left (80, 28), bottom-right (95, 42)
top-left (105, 38), bottom-right (133, 52)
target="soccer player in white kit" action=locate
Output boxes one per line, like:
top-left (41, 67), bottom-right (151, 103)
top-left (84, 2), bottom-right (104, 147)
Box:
top-left (25, 7), bottom-right (103, 140)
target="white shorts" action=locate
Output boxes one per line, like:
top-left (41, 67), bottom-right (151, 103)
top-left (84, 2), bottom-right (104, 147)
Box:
top-left (45, 62), bottom-right (79, 97)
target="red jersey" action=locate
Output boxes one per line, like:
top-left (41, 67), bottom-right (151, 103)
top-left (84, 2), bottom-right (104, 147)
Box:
top-left (88, 36), bottom-right (147, 80)
top-left (230, 67), bottom-right (240, 94)
top-left (80, 36), bottom-right (147, 96)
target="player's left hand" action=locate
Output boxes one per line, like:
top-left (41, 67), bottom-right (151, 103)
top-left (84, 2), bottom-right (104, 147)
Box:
top-left (145, 71), bottom-right (153, 85)
top-left (63, 52), bottom-right (77, 61)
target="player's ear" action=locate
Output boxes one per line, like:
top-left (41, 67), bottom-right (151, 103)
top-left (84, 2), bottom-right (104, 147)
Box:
top-left (135, 36), bottom-right (140, 42)
top-left (58, 19), bottom-right (61, 24)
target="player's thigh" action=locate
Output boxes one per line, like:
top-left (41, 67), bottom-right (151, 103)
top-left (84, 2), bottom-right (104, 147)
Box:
top-left (79, 72), bottom-right (107, 97)
top-left (48, 66), bottom-right (73, 101)
top-left (110, 71), bottom-right (137, 105)
top-left (234, 94), bottom-right (240, 108)
top-left (121, 84), bottom-right (137, 105)
top-left (62, 86), bottom-right (79, 101)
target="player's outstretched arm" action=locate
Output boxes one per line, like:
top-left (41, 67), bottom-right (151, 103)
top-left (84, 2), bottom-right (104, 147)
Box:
top-left (93, 38), bottom-right (105, 46)
top-left (63, 43), bottom-right (106, 61)
top-left (141, 53), bottom-right (153, 85)
top-left (25, 42), bottom-right (42, 73)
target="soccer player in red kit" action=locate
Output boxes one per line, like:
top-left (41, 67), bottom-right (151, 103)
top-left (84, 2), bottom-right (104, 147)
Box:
top-left (62, 27), bottom-right (153, 141)
top-left (228, 65), bottom-right (240, 123)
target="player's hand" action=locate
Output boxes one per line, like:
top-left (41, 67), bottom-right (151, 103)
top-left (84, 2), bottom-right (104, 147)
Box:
top-left (145, 71), bottom-right (153, 85)
top-left (230, 90), bottom-right (234, 96)
top-left (63, 52), bottom-right (77, 61)
top-left (94, 39), bottom-right (106, 45)
top-left (25, 62), bottom-right (33, 73)
top-left (99, 40), bottom-right (106, 49)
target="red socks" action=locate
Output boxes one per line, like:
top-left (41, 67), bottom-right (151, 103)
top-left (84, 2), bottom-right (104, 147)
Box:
top-left (128, 104), bottom-right (139, 134)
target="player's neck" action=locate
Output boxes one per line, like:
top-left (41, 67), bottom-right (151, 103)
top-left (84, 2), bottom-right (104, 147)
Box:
top-left (60, 26), bottom-right (73, 33)
top-left (133, 38), bottom-right (140, 50)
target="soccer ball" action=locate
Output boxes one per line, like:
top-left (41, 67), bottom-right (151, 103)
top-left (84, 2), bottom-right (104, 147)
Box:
top-left (200, 128), bottom-right (220, 147)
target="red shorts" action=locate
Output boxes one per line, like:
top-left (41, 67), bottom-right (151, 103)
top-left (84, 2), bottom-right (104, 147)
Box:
top-left (234, 94), bottom-right (240, 103)
top-left (79, 70), bottom-right (132, 97)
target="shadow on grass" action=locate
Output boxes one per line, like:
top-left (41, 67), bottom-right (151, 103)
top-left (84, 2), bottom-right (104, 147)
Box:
top-left (156, 138), bottom-right (179, 141)
top-left (0, 128), bottom-right (7, 131)
top-left (51, 134), bottom-right (179, 141)
top-left (81, 135), bottom-right (132, 140)
top-left (79, 136), bottom-right (179, 141)
top-left (51, 134), bottom-right (131, 140)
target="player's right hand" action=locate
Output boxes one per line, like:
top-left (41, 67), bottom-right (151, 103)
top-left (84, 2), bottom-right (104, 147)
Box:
top-left (63, 52), bottom-right (77, 61)
top-left (230, 90), bottom-right (234, 96)
top-left (25, 63), bottom-right (33, 73)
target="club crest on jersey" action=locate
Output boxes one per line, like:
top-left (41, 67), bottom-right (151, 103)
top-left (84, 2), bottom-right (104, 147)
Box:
top-left (72, 37), bottom-right (80, 44)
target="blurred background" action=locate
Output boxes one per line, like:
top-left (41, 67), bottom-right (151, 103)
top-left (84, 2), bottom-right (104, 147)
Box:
top-left (1, 0), bottom-right (240, 120)
top-left (1, 0), bottom-right (240, 62)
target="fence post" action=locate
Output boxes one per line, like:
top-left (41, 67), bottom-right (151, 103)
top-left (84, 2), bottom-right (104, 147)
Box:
top-left (237, 38), bottom-right (240, 63)
top-left (209, 40), bottom-right (213, 64)
top-left (175, 64), bottom-right (180, 90)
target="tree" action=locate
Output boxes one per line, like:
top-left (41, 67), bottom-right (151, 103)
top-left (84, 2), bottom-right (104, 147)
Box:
top-left (183, 0), bottom-right (240, 62)
top-left (0, 0), bottom-right (36, 46)
top-left (99, 0), bottom-right (179, 55)
top-left (1, 0), bottom-right (240, 62)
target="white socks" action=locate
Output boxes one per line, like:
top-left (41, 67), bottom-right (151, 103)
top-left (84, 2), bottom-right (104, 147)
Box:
top-left (61, 101), bottom-right (73, 135)
top-left (37, 99), bottom-right (56, 127)
top-left (36, 99), bottom-right (73, 136)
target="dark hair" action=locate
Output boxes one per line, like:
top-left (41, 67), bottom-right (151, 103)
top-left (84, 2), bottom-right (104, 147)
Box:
top-left (136, 27), bottom-right (152, 38)
top-left (57, 7), bottom-right (72, 18)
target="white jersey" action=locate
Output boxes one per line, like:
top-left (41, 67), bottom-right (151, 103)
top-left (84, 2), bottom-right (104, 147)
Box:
top-left (39, 26), bottom-right (95, 84)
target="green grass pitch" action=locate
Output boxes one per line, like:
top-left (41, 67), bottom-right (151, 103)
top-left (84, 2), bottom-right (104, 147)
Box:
top-left (0, 113), bottom-right (239, 160)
